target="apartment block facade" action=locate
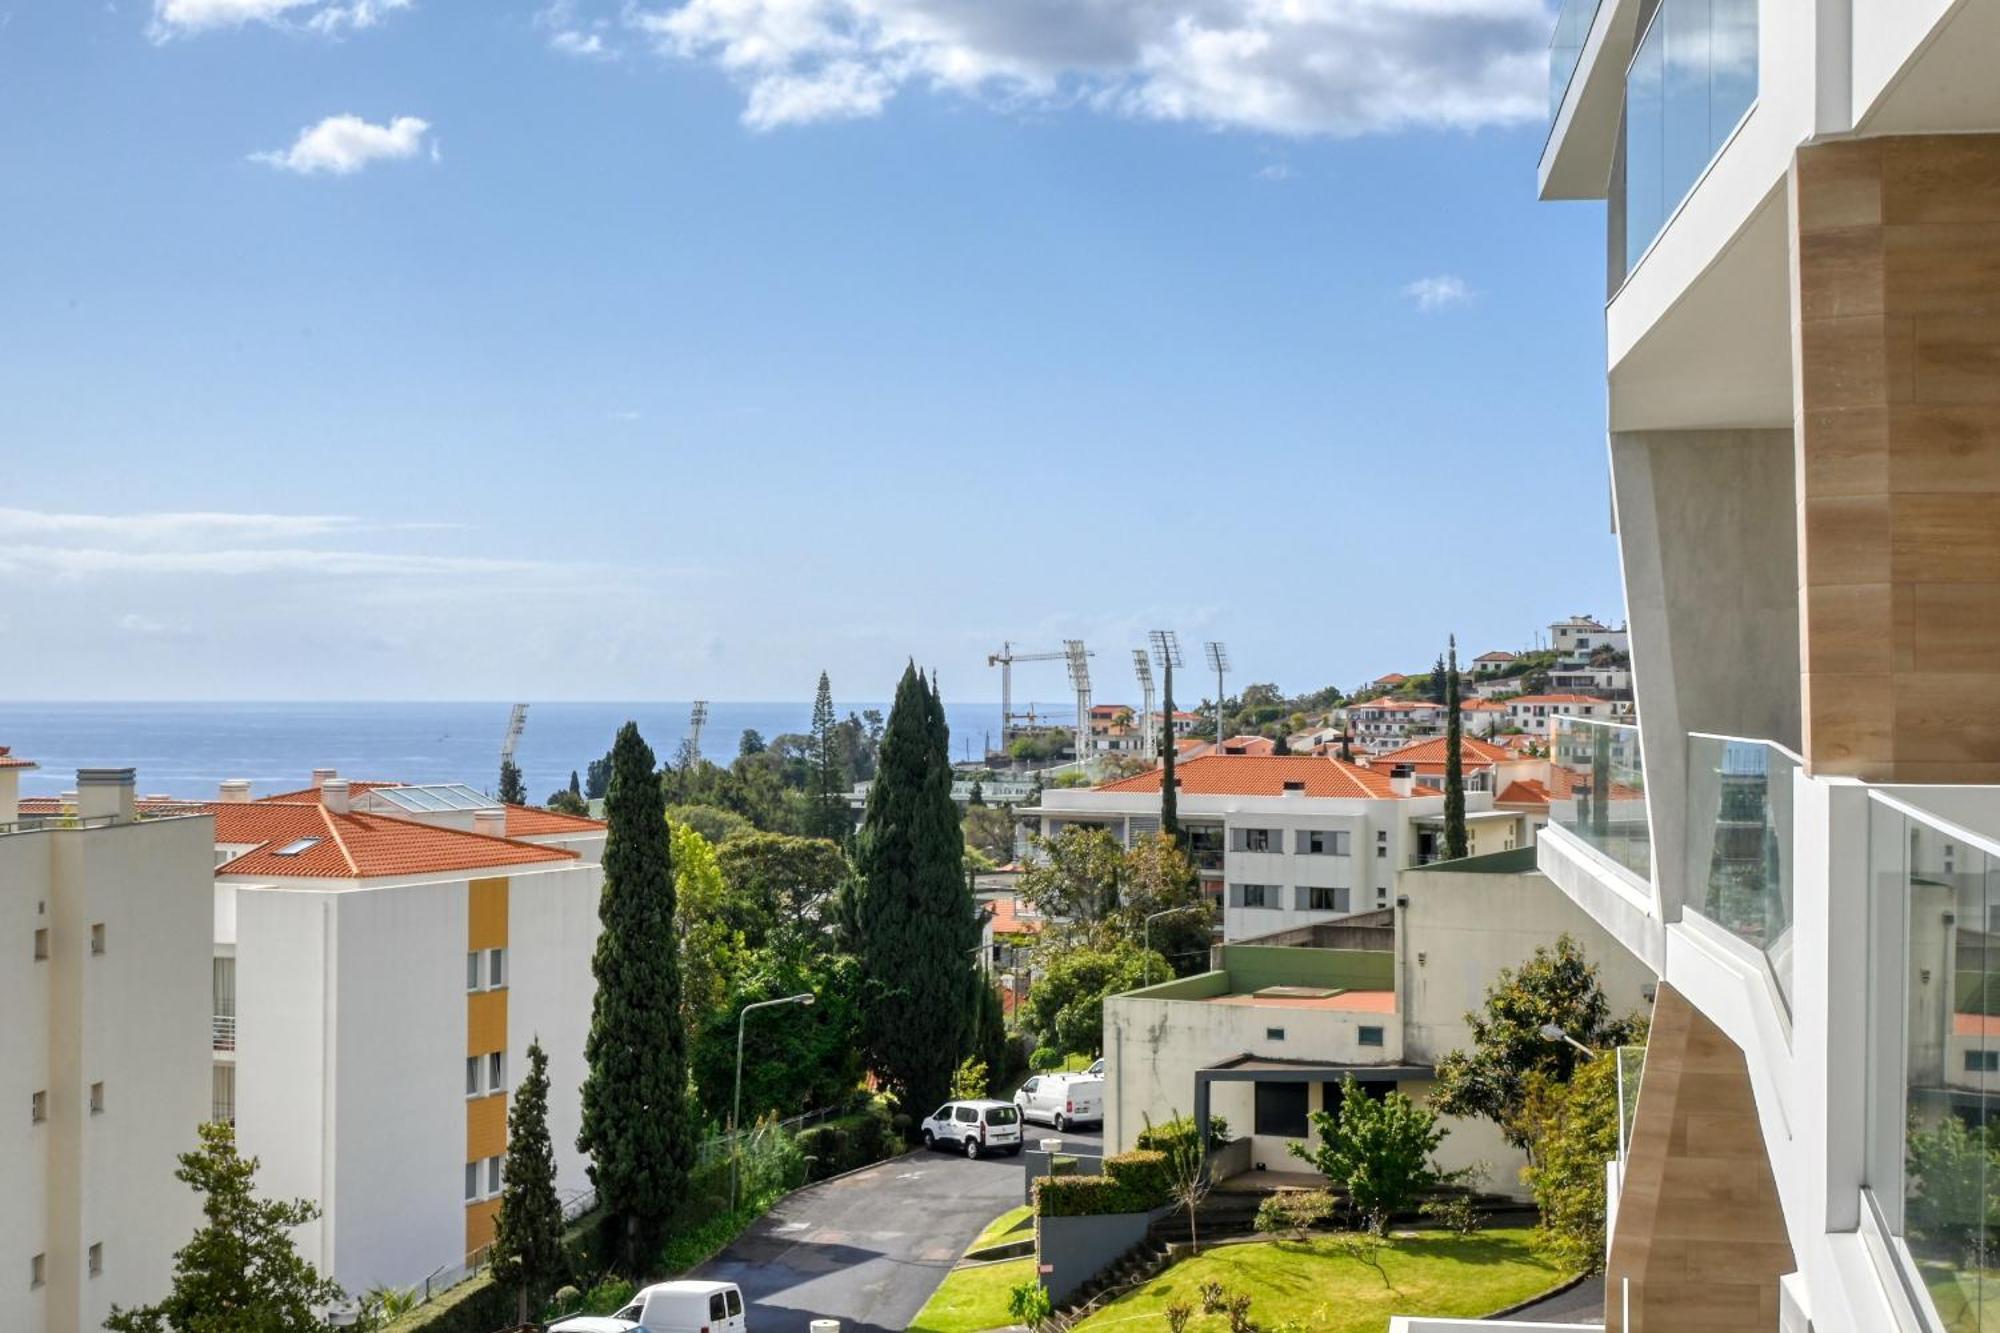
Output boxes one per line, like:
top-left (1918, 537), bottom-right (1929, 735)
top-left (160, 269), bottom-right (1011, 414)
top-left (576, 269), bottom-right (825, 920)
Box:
top-left (0, 760), bottom-right (212, 1333)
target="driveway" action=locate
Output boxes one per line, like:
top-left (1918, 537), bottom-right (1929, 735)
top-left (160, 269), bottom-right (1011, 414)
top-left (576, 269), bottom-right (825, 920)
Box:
top-left (693, 1145), bottom-right (1030, 1333)
top-left (1504, 1273), bottom-right (1604, 1323)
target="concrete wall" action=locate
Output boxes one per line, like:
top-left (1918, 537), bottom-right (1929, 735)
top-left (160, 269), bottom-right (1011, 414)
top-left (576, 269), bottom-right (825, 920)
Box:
top-left (1610, 427), bottom-right (1800, 919)
top-left (1214, 944), bottom-right (1394, 994)
top-left (1036, 1208), bottom-right (1166, 1306)
top-left (0, 832), bottom-right (53, 1333)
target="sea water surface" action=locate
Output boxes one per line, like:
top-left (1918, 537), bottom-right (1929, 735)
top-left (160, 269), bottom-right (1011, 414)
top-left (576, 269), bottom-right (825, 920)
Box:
top-left (0, 700), bottom-right (1032, 801)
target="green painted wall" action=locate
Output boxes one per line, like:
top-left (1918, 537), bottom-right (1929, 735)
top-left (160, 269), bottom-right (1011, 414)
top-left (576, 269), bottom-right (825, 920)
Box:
top-left (1217, 944), bottom-right (1394, 993)
top-left (1124, 971), bottom-right (1231, 1001)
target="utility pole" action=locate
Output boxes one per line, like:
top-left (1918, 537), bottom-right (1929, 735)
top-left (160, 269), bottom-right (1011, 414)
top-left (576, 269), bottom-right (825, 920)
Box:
top-left (1064, 640), bottom-right (1091, 770)
top-left (1132, 650), bottom-right (1157, 759)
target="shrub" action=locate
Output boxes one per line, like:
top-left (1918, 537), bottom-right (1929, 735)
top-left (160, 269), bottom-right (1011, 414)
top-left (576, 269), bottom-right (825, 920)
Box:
top-left (1523, 1056), bottom-right (1619, 1271)
top-left (1199, 1279), bottom-right (1228, 1314)
top-left (1030, 1045), bottom-right (1065, 1072)
top-left (1165, 1300), bottom-right (1194, 1333)
top-left (1102, 1151), bottom-right (1172, 1210)
top-left (1008, 1278), bottom-right (1053, 1325)
top-left (952, 1057), bottom-right (990, 1099)
top-left (1254, 1189), bottom-right (1337, 1241)
top-left (380, 1275), bottom-right (514, 1333)
top-left (1034, 1175), bottom-right (1144, 1218)
top-left (1421, 1190), bottom-right (1484, 1237)
top-left (1226, 1291), bottom-right (1256, 1333)
top-left (1137, 1113), bottom-right (1231, 1152)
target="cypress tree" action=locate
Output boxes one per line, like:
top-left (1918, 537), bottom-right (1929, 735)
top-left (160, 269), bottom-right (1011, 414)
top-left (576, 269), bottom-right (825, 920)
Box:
top-left (1340, 732), bottom-right (1354, 764)
top-left (810, 671), bottom-right (843, 839)
top-left (1159, 657), bottom-right (1182, 850)
top-left (847, 664), bottom-right (979, 1120)
top-left (492, 1039), bottom-right (565, 1325)
top-left (1444, 635), bottom-right (1468, 861)
top-left (577, 723), bottom-right (693, 1266)
top-left (568, 770), bottom-right (582, 799)
top-left (498, 758), bottom-right (527, 806)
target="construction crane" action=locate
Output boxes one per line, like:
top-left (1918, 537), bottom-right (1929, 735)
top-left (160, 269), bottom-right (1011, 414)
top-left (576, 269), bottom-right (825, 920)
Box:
top-left (987, 641), bottom-right (1085, 743)
top-left (1205, 641), bottom-right (1231, 744)
top-left (500, 704), bottom-right (529, 765)
top-left (688, 701), bottom-right (709, 761)
top-left (1132, 649), bottom-right (1157, 758)
top-left (1064, 640), bottom-right (1091, 764)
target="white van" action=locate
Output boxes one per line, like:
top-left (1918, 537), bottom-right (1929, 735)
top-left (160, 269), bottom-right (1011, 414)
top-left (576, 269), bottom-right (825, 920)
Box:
top-left (1014, 1074), bottom-right (1104, 1131)
top-left (919, 1099), bottom-right (1024, 1158)
top-left (547, 1279), bottom-right (748, 1333)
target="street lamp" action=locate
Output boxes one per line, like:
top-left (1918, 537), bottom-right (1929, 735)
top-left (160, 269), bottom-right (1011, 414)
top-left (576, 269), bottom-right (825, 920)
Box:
top-left (1142, 904), bottom-right (1208, 986)
top-left (732, 992), bottom-right (815, 1210)
top-left (1538, 1022), bottom-right (1598, 1061)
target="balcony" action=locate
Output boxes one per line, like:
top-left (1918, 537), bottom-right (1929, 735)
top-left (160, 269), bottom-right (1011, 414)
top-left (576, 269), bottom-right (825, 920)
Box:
top-left (1547, 0), bottom-right (1602, 121)
top-left (212, 1013), bottom-right (236, 1052)
top-left (1547, 715), bottom-right (1651, 883)
top-left (1683, 733), bottom-right (1799, 1011)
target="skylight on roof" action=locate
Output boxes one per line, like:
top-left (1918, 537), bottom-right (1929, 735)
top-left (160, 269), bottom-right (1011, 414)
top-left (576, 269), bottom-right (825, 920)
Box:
top-left (273, 837), bottom-right (322, 857)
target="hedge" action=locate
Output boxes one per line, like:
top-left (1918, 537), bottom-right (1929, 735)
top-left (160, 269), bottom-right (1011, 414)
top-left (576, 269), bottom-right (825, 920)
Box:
top-left (1034, 1174), bottom-right (1147, 1218)
top-left (1103, 1151), bottom-right (1171, 1208)
top-left (380, 1273), bottom-right (515, 1333)
top-left (1136, 1113), bottom-right (1231, 1152)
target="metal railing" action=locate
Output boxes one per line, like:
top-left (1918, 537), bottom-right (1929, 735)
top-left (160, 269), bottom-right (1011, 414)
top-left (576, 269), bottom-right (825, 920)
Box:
top-left (211, 1014), bottom-right (236, 1051)
top-left (1686, 733), bottom-right (1801, 1010)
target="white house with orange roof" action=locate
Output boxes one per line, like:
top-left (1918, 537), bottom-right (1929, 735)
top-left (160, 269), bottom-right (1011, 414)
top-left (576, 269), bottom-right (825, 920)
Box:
top-left (198, 770), bottom-right (606, 1300)
top-left (1503, 692), bottom-right (1628, 737)
top-left (1346, 697), bottom-right (1448, 751)
top-left (1024, 754), bottom-right (1488, 938)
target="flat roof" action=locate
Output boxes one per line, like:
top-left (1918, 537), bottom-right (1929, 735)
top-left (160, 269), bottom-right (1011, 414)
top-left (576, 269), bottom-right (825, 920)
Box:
top-left (1205, 988), bottom-right (1395, 1013)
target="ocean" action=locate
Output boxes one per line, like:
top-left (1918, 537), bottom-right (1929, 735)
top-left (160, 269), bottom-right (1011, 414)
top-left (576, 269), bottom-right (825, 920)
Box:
top-left (0, 700), bottom-right (1046, 802)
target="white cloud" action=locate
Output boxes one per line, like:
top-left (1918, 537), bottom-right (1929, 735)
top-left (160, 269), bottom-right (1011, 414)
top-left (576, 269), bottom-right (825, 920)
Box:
top-left (614, 0), bottom-right (1549, 134)
top-left (538, 0), bottom-right (618, 58)
top-left (251, 114), bottom-right (433, 176)
top-left (1401, 274), bottom-right (1475, 311)
top-left (1254, 161), bottom-right (1295, 182)
top-left (0, 545), bottom-right (582, 580)
top-left (150, 0), bottom-right (407, 37)
top-left (0, 507), bottom-right (359, 545)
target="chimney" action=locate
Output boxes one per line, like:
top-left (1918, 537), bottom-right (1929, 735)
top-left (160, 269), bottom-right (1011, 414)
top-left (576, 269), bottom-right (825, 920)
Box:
top-left (474, 808), bottom-right (508, 839)
top-left (76, 768), bottom-right (137, 822)
top-left (1390, 763), bottom-right (1415, 797)
top-left (1281, 780), bottom-right (1307, 796)
top-left (321, 779), bottom-right (350, 815)
top-left (219, 779), bottom-right (252, 804)
top-left (311, 767), bottom-right (337, 790)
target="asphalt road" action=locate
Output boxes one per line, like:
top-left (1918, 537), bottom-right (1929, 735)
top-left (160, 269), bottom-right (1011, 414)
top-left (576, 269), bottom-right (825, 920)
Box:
top-left (1504, 1273), bottom-right (1604, 1323)
top-left (693, 1141), bottom-right (1042, 1333)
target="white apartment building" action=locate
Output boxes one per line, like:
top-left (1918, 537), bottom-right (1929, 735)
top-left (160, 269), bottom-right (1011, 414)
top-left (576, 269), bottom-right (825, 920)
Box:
top-left (163, 772), bottom-right (605, 1300)
top-left (1504, 692), bottom-right (1625, 737)
top-left (1548, 615), bottom-right (1627, 663)
top-left (1346, 697), bottom-right (1449, 752)
top-left (1026, 753), bottom-right (1473, 937)
top-left (1405, 3), bottom-right (2000, 1331)
top-left (0, 758), bottom-right (212, 1333)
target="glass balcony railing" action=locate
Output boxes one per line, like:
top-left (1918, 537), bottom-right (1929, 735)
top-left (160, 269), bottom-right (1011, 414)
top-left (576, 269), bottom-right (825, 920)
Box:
top-left (1548, 0), bottom-right (1604, 122)
top-left (1619, 0), bottom-right (1758, 277)
top-left (1616, 1043), bottom-right (1647, 1160)
top-left (1547, 715), bottom-right (1651, 881)
top-left (1867, 793), bottom-right (2000, 1331)
top-left (1686, 733), bottom-right (1799, 1010)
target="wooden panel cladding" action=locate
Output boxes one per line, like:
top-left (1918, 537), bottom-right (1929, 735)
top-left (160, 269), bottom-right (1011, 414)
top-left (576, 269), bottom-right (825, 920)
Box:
top-left (464, 1198), bottom-right (501, 1261)
top-left (468, 876), bottom-right (509, 952)
top-left (466, 1091), bottom-right (508, 1161)
top-left (1605, 984), bottom-right (1793, 1332)
top-left (466, 988), bottom-right (507, 1058)
top-left (1795, 135), bottom-right (2000, 779)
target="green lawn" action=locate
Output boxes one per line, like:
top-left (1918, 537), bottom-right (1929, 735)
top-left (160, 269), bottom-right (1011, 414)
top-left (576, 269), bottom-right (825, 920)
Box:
top-left (1069, 1229), bottom-right (1570, 1333)
top-left (1922, 1261), bottom-right (2000, 1332)
top-left (973, 1205), bottom-right (1034, 1251)
top-left (908, 1257), bottom-right (1037, 1333)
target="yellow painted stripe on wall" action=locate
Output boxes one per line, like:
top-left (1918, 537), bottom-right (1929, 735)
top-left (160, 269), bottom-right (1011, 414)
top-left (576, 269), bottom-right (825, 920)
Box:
top-left (468, 876), bottom-right (510, 951)
top-left (467, 1091), bottom-right (509, 1161)
top-left (464, 1198), bottom-right (501, 1261)
top-left (466, 988), bottom-right (508, 1057)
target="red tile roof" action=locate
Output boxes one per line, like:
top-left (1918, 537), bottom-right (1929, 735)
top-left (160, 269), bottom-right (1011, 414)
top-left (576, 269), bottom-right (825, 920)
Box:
top-left (217, 803), bottom-right (575, 879)
top-left (1508, 694), bottom-right (1607, 706)
top-left (1097, 754), bottom-right (1412, 799)
top-left (1496, 778), bottom-right (1557, 808)
top-left (1365, 736), bottom-right (1513, 773)
top-left (505, 806), bottom-right (607, 837)
top-left (256, 780), bottom-right (402, 803)
top-left (984, 897), bottom-right (1043, 937)
top-left (1350, 698), bottom-right (1440, 713)
top-left (0, 746), bottom-right (37, 770)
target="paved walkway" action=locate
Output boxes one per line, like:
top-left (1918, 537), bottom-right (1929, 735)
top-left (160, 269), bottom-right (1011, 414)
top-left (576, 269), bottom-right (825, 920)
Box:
top-left (1503, 1273), bottom-right (1605, 1324)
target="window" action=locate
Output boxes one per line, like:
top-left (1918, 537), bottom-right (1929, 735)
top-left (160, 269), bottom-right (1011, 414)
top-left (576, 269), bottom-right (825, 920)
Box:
top-left (90, 923), bottom-right (105, 955)
top-left (466, 1056), bottom-right (482, 1097)
top-left (212, 1064), bottom-right (236, 1126)
top-left (488, 1155), bottom-right (503, 1195)
top-left (33, 928), bottom-right (48, 961)
top-left (89, 1082), bottom-right (104, 1114)
top-left (1967, 1050), bottom-right (2000, 1074)
top-left (1253, 1081), bottom-right (1309, 1138)
top-left (1375, 831), bottom-right (1388, 859)
top-left (487, 947), bottom-right (506, 989)
top-left (1232, 884), bottom-right (1271, 910)
top-left (466, 951), bottom-right (481, 992)
top-left (464, 1162), bottom-right (480, 1202)
top-left (1308, 886), bottom-right (1348, 913)
top-left (954, 1106), bottom-right (978, 1124)
top-left (30, 1253), bottom-right (44, 1289)
top-left (31, 1091), bottom-right (46, 1124)
top-left (710, 1294), bottom-right (729, 1321)
top-left (88, 1244), bottom-right (101, 1278)
top-left (726, 1290), bottom-right (743, 1318)
top-left (1299, 830), bottom-right (1350, 856)
top-left (1359, 1026), bottom-right (1385, 1048)
top-left (1265, 1027), bottom-right (1285, 1042)
top-left (273, 837), bottom-right (322, 857)
top-left (488, 1050), bottom-right (505, 1092)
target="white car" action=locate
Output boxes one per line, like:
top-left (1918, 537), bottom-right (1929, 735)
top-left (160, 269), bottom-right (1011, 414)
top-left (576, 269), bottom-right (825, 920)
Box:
top-left (1014, 1074), bottom-right (1103, 1131)
top-left (547, 1279), bottom-right (748, 1333)
top-left (920, 1099), bottom-right (1024, 1159)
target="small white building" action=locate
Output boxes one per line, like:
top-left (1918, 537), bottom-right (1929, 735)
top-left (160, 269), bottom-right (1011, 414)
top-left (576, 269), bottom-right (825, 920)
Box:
top-left (1548, 616), bottom-right (1628, 664)
top-left (1345, 698), bottom-right (1448, 752)
top-left (1503, 693), bottom-right (1625, 737)
top-left (0, 758), bottom-right (212, 1333)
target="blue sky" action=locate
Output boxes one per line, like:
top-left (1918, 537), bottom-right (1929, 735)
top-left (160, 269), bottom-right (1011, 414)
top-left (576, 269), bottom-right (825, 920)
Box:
top-left (0, 0), bottom-right (1618, 705)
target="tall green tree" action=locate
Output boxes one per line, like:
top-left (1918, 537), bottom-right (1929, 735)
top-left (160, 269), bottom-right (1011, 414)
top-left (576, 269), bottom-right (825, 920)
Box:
top-left (568, 770), bottom-right (582, 799)
top-left (809, 671), bottom-right (845, 839)
top-left (1444, 634), bottom-right (1468, 860)
top-left (1522, 1037), bottom-right (1624, 1271)
top-left (842, 664), bottom-right (979, 1119)
top-left (492, 1039), bottom-right (566, 1324)
top-left (1432, 934), bottom-right (1640, 1156)
top-left (578, 722), bottom-right (695, 1264)
top-left (1290, 1076), bottom-right (1453, 1233)
top-left (498, 757), bottom-right (527, 806)
top-left (106, 1123), bottom-right (349, 1333)
top-left (1429, 654), bottom-right (1448, 704)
